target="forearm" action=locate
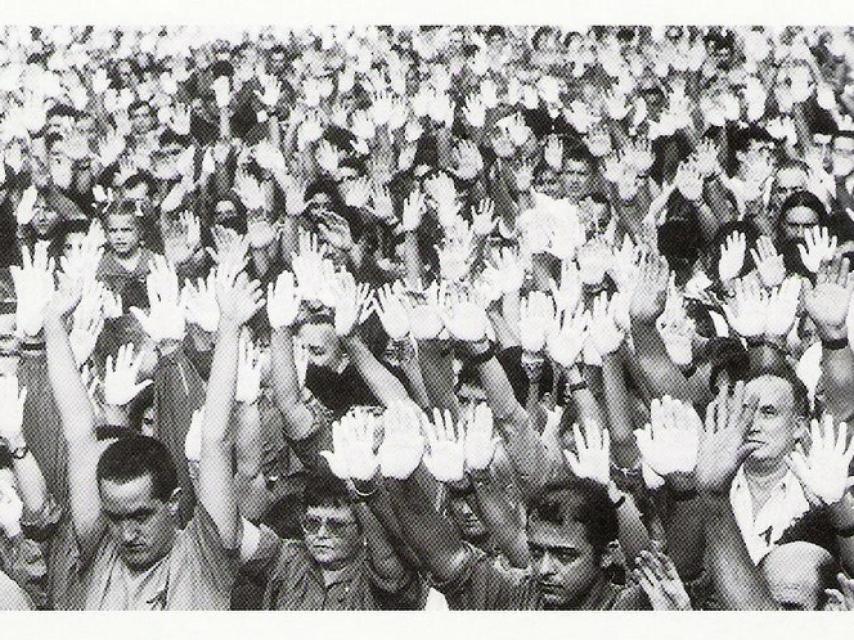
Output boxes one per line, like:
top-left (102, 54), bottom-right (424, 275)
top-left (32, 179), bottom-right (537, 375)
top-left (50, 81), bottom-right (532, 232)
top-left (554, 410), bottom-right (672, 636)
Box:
top-left (9, 440), bottom-right (49, 517)
top-left (564, 364), bottom-right (607, 433)
top-left (343, 335), bottom-right (411, 406)
top-left (44, 312), bottom-right (96, 441)
top-left (820, 345), bottom-right (854, 423)
top-left (386, 471), bottom-right (469, 583)
top-left (705, 496), bottom-right (777, 610)
top-left (630, 321), bottom-right (696, 402)
top-left (199, 321), bottom-right (240, 547)
top-left (234, 402), bottom-right (264, 480)
top-left (663, 489), bottom-right (706, 579)
top-left (602, 351), bottom-right (640, 468)
top-left (828, 492), bottom-right (854, 575)
top-left (353, 498), bottom-right (409, 583)
top-left (416, 340), bottom-right (460, 417)
top-left (613, 491), bottom-right (653, 562)
top-left (269, 327), bottom-right (315, 439)
top-left (470, 473), bottom-right (530, 568)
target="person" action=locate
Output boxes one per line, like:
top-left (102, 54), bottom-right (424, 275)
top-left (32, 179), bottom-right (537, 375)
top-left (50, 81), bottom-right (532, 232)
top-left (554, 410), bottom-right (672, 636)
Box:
top-left (4, 24), bottom-right (854, 612)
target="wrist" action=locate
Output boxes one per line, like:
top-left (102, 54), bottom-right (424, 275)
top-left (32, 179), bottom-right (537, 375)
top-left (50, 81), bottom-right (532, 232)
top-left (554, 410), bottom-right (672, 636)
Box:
top-left (816, 324), bottom-right (848, 343)
top-left (820, 334), bottom-right (849, 350)
top-left (3, 433), bottom-right (27, 454)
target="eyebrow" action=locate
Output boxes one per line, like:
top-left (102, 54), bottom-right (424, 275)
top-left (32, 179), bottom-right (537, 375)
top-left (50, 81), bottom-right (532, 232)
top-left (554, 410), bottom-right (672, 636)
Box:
top-left (103, 508), bottom-right (154, 520)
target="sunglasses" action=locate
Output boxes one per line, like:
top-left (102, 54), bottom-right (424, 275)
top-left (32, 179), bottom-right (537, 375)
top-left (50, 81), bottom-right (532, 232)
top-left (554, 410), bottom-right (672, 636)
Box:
top-left (300, 514), bottom-right (357, 536)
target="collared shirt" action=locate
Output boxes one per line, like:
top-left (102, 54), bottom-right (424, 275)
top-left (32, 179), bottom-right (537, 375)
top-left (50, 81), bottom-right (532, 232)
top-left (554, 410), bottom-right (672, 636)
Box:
top-left (246, 526), bottom-right (423, 610)
top-left (59, 506), bottom-right (238, 610)
top-left (730, 465), bottom-right (811, 565)
top-left (435, 544), bottom-right (646, 611)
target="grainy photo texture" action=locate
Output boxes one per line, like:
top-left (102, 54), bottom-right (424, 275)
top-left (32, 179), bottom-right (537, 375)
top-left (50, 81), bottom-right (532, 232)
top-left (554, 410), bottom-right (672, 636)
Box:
top-left (0, 25), bottom-right (853, 611)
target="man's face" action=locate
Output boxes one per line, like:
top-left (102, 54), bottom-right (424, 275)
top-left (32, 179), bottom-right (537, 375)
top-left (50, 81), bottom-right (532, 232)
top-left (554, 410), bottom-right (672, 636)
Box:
top-left (298, 322), bottom-right (341, 369)
top-left (448, 495), bottom-right (488, 540)
top-left (771, 167), bottom-right (808, 211)
top-left (832, 137), bottom-right (854, 177)
top-left (562, 159), bottom-right (591, 201)
top-left (99, 474), bottom-right (176, 570)
top-left (527, 518), bottom-right (602, 608)
top-left (301, 504), bottom-right (362, 568)
top-left (30, 204), bottom-right (60, 238)
top-left (744, 375), bottom-right (804, 466)
top-left (140, 406), bottom-right (156, 437)
top-left (129, 104), bottom-right (156, 136)
top-left (781, 205), bottom-right (819, 242)
top-left (106, 213), bottom-right (141, 257)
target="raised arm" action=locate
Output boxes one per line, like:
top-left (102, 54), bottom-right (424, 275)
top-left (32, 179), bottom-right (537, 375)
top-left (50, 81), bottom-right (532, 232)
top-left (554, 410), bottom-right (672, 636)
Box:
top-left (199, 265), bottom-right (264, 548)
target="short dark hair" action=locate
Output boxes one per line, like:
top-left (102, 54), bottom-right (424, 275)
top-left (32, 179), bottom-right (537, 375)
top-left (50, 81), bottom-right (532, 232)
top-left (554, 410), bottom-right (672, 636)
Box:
top-left (97, 436), bottom-right (178, 502)
top-left (779, 190), bottom-right (829, 227)
top-left (302, 473), bottom-right (352, 510)
top-left (123, 171), bottom-right (156, 195)
top-left (527, 480), bottom-right (619, 561)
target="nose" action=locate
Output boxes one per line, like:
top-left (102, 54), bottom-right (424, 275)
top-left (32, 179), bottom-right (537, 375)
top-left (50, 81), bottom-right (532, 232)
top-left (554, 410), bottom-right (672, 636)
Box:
top-left (120, 522), bottom-right (140, 544)
top-left (538, 550), bottom-right (557, 576)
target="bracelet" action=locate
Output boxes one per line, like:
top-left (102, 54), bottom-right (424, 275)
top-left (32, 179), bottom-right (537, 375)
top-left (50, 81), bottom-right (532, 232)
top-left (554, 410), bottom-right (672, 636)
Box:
top-left (834, 522), bottom-right (854, 538)
top-left (822, 337), bottom-right (849, 351)
top-left (745, 336), bottom-right (764, 348)
top-left (19, 342), bottom-right (45, 352)
top-left (612, 495), bottom-right (626, 509)
top-left (9, 444), bottom-right (29, 460)
top-left (670, 487), bottom-right (699, 502)
top-left (568, 381), bottom-right (588, 393)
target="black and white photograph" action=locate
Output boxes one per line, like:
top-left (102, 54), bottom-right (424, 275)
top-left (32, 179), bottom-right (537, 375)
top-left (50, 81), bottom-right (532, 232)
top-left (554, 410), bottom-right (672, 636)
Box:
top-left (0, 10), bottom-right (854, 625)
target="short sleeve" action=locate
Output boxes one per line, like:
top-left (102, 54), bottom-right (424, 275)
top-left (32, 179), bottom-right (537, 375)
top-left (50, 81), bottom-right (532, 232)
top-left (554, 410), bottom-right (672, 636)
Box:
top-left (180, 505), bottom-right (240, 596)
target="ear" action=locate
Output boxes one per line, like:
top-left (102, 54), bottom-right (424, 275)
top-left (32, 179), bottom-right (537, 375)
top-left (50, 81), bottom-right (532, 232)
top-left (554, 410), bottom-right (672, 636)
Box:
top-left (598, 541), bottom-right (623, 571)
top-left (166, 487), bottom-right (182, 519)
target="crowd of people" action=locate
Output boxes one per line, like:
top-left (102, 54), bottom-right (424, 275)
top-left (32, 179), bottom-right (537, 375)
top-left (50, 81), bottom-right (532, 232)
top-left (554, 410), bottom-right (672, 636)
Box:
top-left (1, 24), bottom-right (854, 610)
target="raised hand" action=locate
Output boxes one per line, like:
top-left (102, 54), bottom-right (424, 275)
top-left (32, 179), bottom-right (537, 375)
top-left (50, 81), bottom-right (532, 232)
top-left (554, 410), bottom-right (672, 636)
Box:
top-left (696, 382), bottom-right (760, 496)
top-left (544, 135), bottom-right (564, 171)
top-left (471, 199), bottom-right (496, 237)
top-left (802, 256), bottom-right (854, 341)
top-left (401, 188), bottom-right (426, 232)
top-left (633, 550), bottom-right (692, 611)
top-left (750, 236), bottom-right (786, 288)
top-left (589, 292), bottom-right (624, 357)
top-left (130, 256), bottom-right (186, 344)
top-left (437, 226), bottom-right (474, 282)
top-left (405, 281), bottom-right (446, 341)
top-left (630, 255), bottom-right (669, 324)
top-left (235, 332), bottom-right (262, 404)
top-left (11, 243), bottom-right (56, 337)
top-left (674, 161), bottom-right (703, 202)
top-left (547, 307), bottom-right (590, 369)
top-left (15, 185), bottom-right (38, 226)
top-left (798, 226), bottom-right (837, 274)
top-left (378, 401), bottom-right (425, 481)
top-left (332, 272), bottom-right (373, 338)
top-left (215, 264), bottom-right (264, 331)
top-left (375, 283), bottom-right (411, 341)
top-left (634, 395), bottom-right (701, 478)
top-left (764, 277), bottom-right (801, 338)
top-left (718, 231), bottom-right (746, 282)
top-left (563, 420), bottom-right (610, 487)
top-left (452, 140), bottom-right (484, 181)
top-left (422, 408), bottom-right (466, 484)
top-left (439, 286), bottom-right (490, 343)
top-left (493, 247), bottom-right (527, 295)
top-left (182, 272), bottom-right (220, 334)
top-left (786, 415), bottom-right (854, 507)
top-left (519, 291), bottom-right (556, 354)
top-left (104, 343), bottom-right (152, 407)
top-left (266, 270), bottom-right (303, 330)
top-left (723, 277), bottom-right (769, 338)
top-left (463, 403), bottom-right (500, 472)
top-left (321, 408), bottom-right (381, 482)
top-left (577, 239), bottom-right (612, 286)
top-left (207, 225), bottom-right (249, 271)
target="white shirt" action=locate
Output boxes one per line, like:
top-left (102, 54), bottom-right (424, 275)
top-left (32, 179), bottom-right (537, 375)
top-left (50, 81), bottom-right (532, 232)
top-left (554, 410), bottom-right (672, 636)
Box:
top-left (730, 465), bottom-right (810, 565)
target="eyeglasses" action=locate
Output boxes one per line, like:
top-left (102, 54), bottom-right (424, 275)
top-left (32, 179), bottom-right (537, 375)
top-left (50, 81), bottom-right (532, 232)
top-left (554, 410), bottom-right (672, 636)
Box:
top-left (300, 514), bottom-right (357, 536)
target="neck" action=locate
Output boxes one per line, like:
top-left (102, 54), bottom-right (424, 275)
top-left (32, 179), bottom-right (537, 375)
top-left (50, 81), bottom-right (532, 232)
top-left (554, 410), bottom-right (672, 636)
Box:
top-left (743, 457), bottom-right (788, 485)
